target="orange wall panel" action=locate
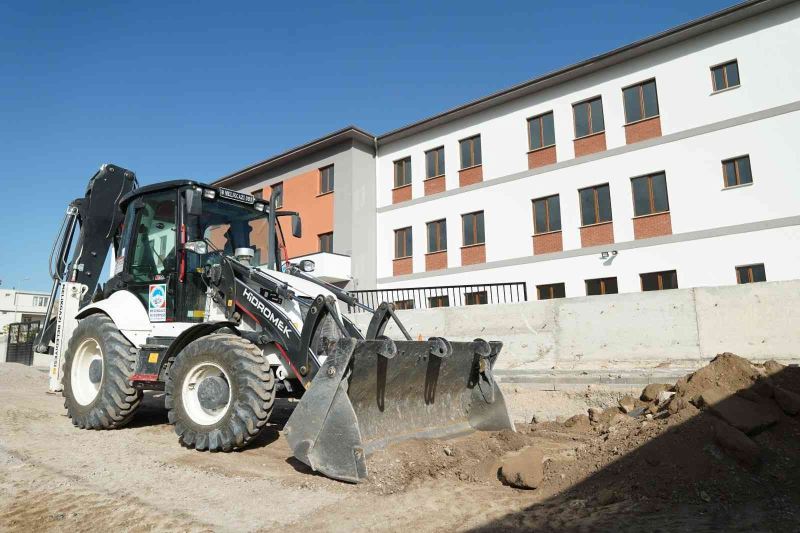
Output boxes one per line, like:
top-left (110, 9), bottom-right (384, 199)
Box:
top-left (274, 169), bottom-right (334, 259)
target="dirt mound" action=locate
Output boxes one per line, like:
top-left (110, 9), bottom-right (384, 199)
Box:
top-left (366, 353), bottom-right (800, 526)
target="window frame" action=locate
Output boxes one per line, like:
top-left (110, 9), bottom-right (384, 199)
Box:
top-left (428, 295), bottom-right (450, 308)
top-left (271, 182), bottom-right (283, 209)
top-left (640, 270), bottom-right (678, 291)
top-left (736, 263), bottom-right (766, 284)
top-left (393, 157), bottom-right (412, 188)
top-left (572, 96), bottom-right (605, 139)
top-left (622, 78), bottom-right (659, 124)
top-left (319, 164), bottom-right (334, 195)
top-left (631, 171), bottom-right (669, 217)
top-left (585, 277), bottom-right (618, 296)
top-left (459, 135), bottom-right (482, 170)
top-left (318, 232), bottom-right (333, 253)
top-left (251, 188), bottom-right (263, 200)
top-left (579, 183), bottom-right (612, 226)
top-left (426, 218), bottom-right (447, 254)
top-left (394, 299), bottom-right (415, 310)
top-left (527, 111), bottom-right (556, 151)
top-left (711, 59), bottom-right (740, 92)
top-left (461, 210), bottom-right (485, 247)
top-left (722, 155), bottom-right (753, 188)
top-left (425, 146), bottom-right (446, 179)
top-left (532, 194), bottom-right (562, 234)
top-left (394, 227), bottom-right (413, 259)
top-left (537, 283), bottom-right (566, 300)
top-left (465, 290), bottom-right (488, 305)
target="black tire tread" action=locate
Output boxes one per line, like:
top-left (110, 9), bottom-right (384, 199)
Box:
top-left (164, 333), bottom-right (275, 452)
top-left (62, 314), bottom-right (142, 429)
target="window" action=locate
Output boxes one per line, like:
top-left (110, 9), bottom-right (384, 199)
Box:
top-left (319, 165), bottom-right (334, 194)
top-left (537, 283), bottom-right (565, 300)
top-left (459, 135), bottom-right (482, 169)
top-left (252, 189), bottom-right (263, 200)
top-left (579, 184), bottom-right (612, 226)
top-left (32, 296), bottom-right (48, 307)
top-left (736, 264), bottom-right (766, 284)
top-left (631, 172), bottom-right (669, 216)
top-left (465, 291), bottom-right (488, 305)
top-left (271, 183), bottom-right (283, 208)
top-left (428, 295), bottom-right (450, 308)
top-left (528, 112), bottom-right (555, 150)
top-left (394, 227), bottom-right (412, 258)
top-left (711, 60), bottom-right (740, 92)
top-left (586, 277), bottom-right (618, 296)
top-left (394, 157), bottom-right (412, 188)
top-left (394, 299), bottom-right (415, 310)
top-left (532, 195), bottom-right (562, 234)
top-left (462, 211), bottom-right (485, 246)
top-left (623, 79), bottom-right (659, 123)
top-left (425, 147), bottom-right (445, 178)
top-left (640, 270), bottom-right (678, 291)
top-left (573, 97), bottom-right (605, 138)
top-left (427, 219), bottom-right (447, 253)
top-left (722, 156), bottom-right (753, 188)
top-left (318, 232), bottom-right (333, 253)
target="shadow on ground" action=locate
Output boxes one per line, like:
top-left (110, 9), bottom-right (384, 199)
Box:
top-left (471, 358), bottom-right (800, 532)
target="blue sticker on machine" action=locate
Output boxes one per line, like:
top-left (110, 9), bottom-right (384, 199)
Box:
top-left (148, 284), bottom-right (167, 322)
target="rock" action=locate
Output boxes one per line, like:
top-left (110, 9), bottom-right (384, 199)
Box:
top-left (763, 360), bottom-right (785, 376)
top-left (564, 414), bottom-right (590, 429)
top-left (774, 386), bottom-right (800, 416)
top-left (609, 413), bottom-right (633, 427)
top-left (641, 383), bottom-right (671, 402)
top-left (499, 446), bottom-right (544, 490)
top-left (656, 390), bottom-right (675, 405)
top-left (647, 403), bottom-right (659, 415)
top-left (645, 413), bottom-right (654, 421)
top-left (443, 446), bottom-right (454, 457)
top-left (617, 395), bottom-right (637, 413)
top-left (588, 407), bottom-right (603, 423)
top-left (596, 488), bottom-right (617, 506)
top-left (700, 387), bottom-right (778, 434)
top-left (530, 414), bottom-right (539, 424)
top-left (713, 420), bottom-right (760, 464)
top-left (699, 491), bottom-right (711, 503)
top-left (627, 406), bottom-right (646, 418)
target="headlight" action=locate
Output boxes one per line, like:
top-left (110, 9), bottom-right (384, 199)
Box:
top-left (202, 189), bottom-right (216, 199)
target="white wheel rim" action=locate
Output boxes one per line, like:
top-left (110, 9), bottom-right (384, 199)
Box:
top-left (71, 338), bottom-right (103, 406)
top-left (181, 362), bottom-right (232, 426)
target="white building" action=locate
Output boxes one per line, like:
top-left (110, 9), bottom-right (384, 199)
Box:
top-left (220, 0), bottom-right (800, 308)
top-left (373, 0), bottom-right (800, 304)
top-left (0, 289), bottom-right (49, 333)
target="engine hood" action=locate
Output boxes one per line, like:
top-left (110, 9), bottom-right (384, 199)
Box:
top-left (255, 266), bottom-right (338, 302)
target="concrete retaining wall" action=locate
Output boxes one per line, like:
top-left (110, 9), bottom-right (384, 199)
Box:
top-left (347, 280), bottom-right (800, 382)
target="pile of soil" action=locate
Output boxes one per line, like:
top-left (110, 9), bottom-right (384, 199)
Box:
top-left (366, 353), bottom-right (800, 525)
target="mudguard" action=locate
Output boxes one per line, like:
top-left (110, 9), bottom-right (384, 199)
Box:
top-left (284, 336), bottom-right (514, 483)
top-left (75, 290), bottom-right (151, 347)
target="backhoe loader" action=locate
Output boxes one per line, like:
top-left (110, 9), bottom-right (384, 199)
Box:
top-left (36, 163), bottom-right (514, 482)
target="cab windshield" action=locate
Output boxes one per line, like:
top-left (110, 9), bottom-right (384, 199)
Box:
top-left (189, 198), bottom-right (269, 266)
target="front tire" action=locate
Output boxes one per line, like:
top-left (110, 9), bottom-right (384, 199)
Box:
top-left (62, 314), bottom-right (142, 429)
top-left (165, 333), bottom-right (275, 452)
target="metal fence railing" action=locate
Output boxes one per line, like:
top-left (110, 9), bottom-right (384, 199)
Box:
top-left (347, 282), bottom-right (528, 313)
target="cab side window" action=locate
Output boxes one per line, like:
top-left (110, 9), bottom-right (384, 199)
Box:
top-left (129, 191), bottom-right (177, 283)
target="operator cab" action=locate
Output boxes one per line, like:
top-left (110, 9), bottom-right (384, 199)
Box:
top-left (111, 181), bottom-right (300, 323)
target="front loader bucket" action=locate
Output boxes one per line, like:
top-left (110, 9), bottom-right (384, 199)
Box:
top-left (284, 336), bottom-right (514, 483)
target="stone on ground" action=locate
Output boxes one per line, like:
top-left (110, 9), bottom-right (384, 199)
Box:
top-left (713, 420), bottom-right (761, 465)
top-left (564, 414), bottom-right (590, 429)
top-left (499, 446), bottom-right (544, 490)
top-left (774, 386), bottom-right (800, 416)
top-left (699, 387), bottom-right (778, 434)
top-left (618, 395), bottom-right (636, 413)
top-left (641, 383), bottom-right (671, 402)
top-left (763, 359), bottom-right (785, 376)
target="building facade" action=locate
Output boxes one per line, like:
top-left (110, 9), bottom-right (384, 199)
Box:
top-left (218, 0), bottom-right (800, 306)
top-left (0, 289), bottom-right (49, 332)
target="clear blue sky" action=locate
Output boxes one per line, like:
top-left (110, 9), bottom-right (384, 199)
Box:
top-left (0, 0), bottom-right (735, 292)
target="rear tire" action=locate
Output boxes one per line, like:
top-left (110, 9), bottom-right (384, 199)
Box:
top-left (62, 314), bottom-right (142, 429)
top-left (165, 333), bottom-right (275, 452)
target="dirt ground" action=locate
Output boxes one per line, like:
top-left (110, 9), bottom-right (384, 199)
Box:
top-left (1, 356), bottom-right (799, 532)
